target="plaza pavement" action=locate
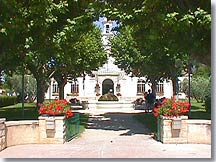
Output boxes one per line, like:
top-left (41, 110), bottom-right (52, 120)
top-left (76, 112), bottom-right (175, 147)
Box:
top-left (0, 110), bottom-right (212, 158)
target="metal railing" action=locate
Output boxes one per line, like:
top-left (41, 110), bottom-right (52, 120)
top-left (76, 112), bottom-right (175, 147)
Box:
top-left (66, 113), bottom-right (80, 142)
top-left (157, 117), bottom-right (161, 142)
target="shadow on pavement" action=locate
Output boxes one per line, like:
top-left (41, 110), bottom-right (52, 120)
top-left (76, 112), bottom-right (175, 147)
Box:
top-left (86, 113), bottom-right (152, 136)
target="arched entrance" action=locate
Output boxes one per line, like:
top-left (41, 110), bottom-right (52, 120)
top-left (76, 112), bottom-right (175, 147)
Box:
top-left (102, 79), bottom-right (114, 95)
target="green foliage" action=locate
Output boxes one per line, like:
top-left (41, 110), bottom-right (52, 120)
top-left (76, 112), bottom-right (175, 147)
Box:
top-left (181, 78), bottom-right (189, 96)
top-left (98, 93), bottom-right (119, 101)
top-left (190, 100), bottom-right (211, 119)
top-left (102, 0), bottom-right (211, 86)
top-left (204, 95), bottom-right (211, 113)
top-left (182, 76), bottom-right (210, 103)
top-left (133, 113), bottom-right (157, 133)
top-left (193, 63), bottom-right (211, 78)
top-left (0, 96), bottom-right (18, 107)
top-left (111, 26), bottom-right (142, 74)
top-left (0, 0), bottom-right (106, 104)
top-left (191, 76), bottom-right (210, 102)
top-left (3, 74), bottom-right (36, 102)
top-left (53, 24), bottom-right (107, 99)
top-left (0, 103), bottom-right (38, 120)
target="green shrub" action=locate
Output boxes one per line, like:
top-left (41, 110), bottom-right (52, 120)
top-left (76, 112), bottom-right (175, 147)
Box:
top-left (0, 96), bottom-right (18, 107)
top-left (191, 76), bottom-right (210, 102)
top-left (205, 95), bottom-right (211, 113)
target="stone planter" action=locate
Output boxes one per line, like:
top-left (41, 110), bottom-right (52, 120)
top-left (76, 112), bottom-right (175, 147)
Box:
top-left (158, 115), bottom-right (188, 144)
top-left (172, 117), bottom-right (182, 130)
top-left (38, 115), bottom-right (66, 144)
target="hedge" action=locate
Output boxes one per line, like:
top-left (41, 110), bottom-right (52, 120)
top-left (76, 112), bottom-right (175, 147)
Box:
top-left (0, 96), bottom-right (18, 108)
top-left (205, 96), bottom-right (211, 113)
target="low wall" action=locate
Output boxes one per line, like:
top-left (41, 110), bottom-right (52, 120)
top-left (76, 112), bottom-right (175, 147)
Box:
top-left (6, 120), bottom-right (39, 147)
top-left (187, 120), bottom-right (211, 144)
top-left (159, 116), bottom-right (211, 144)
top-left (0, 118), bottom-right (6, 151)
top-left (0, 116), bottom-right (66, 152)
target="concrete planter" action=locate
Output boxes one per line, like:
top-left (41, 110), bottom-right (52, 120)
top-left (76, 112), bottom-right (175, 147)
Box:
top-left (158, 115), bottom-right (188, 144)
top-left (38, 115), bottom-right (66, 144)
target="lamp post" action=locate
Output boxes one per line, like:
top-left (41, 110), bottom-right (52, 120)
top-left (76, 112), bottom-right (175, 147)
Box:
top-left (22, 69), bottom-right (25, 117)
top-left (188, 63), bottom-right (193, 118)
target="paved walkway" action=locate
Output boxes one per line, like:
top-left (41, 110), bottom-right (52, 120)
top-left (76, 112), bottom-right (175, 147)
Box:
top-left (0, 112), bottom-right (211, 158)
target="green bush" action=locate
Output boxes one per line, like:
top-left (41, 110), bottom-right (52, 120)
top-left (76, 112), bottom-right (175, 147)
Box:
top-left (98, 93), bottom-right (119, 101)
top-left (191, 76), bottom-right (210, 102)
top-left (0, 96), bottom-right (18, 107)
top-left (205, 95), bottom-right (211, 113)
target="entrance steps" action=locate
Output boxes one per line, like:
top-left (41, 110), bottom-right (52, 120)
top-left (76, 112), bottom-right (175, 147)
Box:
top-left (71, 101), bottom-right (151, 114)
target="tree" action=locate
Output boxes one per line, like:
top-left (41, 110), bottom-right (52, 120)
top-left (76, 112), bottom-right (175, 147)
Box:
top-left (191, 76), bottom-right (210, 102)
top-left (3, 74), bottom-right (36, 102)
top-left (100, 0), bottom-right (210, 96)
top-left (0, 0), bottom-right (104, 108)
top-left (96, 0), bottom-right (210, 66)
top-left (110, 25), bottom-right (186, 95)
top-left (53, 25), bottom-right (107, 99)
top-left (0, 0), bottom-right (69, 107)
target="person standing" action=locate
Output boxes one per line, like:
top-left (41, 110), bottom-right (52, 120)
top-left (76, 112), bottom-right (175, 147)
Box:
top-left (146, 89), bottom-right (156, 109)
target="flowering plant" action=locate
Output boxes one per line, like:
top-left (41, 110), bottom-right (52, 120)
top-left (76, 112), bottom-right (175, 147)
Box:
top-left (153, 98), bottom-right (190, 118)
top-left (38, 99), bottom-right (74, 118)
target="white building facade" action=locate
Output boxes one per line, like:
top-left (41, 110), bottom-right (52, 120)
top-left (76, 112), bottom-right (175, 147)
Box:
top-left (45, 19), bottom-right (184, 102)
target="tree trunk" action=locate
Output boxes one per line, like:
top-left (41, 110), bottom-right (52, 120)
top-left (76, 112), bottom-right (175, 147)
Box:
top-left (171, 77), bottom-right (178, 97)
top-left (170, 67), bottom-right (178, 98)
top-left (55, 74), bottom-right (68, 100)
top-left (35, 77), bottom-right (49, 109)
top-left (58, 80), bottom-right (67, 100)
top-left (36, 79), bottom-right (45, 109)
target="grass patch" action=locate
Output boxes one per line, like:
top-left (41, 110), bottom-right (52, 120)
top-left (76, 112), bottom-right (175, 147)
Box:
top-left (133, 113), bottom-right (157, 133)
top-left (190, 100), bottom-right (211, 120)
top-left (0, 103), bottom-right (39, 121)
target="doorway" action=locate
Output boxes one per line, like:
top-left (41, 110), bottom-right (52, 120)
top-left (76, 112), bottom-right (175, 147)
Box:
top-left (102, 79), bottom-right (114, 95)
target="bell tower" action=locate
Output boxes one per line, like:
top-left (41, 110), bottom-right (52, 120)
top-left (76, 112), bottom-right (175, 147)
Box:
top-left (102, 18), bottom-right (114, 52)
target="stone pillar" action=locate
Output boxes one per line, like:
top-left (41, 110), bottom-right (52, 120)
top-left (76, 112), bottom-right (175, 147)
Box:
top-left (160, 115), bottom-right (188, 144)
top-left (38, 116), bottom-right (66, 144)
top-left (0, 118), bottom-right (6, 151)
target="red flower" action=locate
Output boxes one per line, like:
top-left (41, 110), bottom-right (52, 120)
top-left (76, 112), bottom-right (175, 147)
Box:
top-left (56, 105), bottom-right (63, 111)
top-left (152, 98), bottom-right (190, 118)
top-left (38, 99), bottom-right (73, 118)
top-left (65, 111), bottom-right (74, 118)
top-left (153, 112), bottom-right (159, 117)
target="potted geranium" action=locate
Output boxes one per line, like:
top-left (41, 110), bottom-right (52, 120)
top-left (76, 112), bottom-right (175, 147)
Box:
top-left (153, 97), bottom-right (190, 142)
top-left (153, 98), bottom-right (190, 118)
top-left (38, 99), bottom-right (74, 119)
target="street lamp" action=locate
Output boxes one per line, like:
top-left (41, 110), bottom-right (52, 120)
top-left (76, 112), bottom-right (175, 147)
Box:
top-left (21, 68), bottom-right (25, 117)
top-left (188, 62), bottom-right (193, 118)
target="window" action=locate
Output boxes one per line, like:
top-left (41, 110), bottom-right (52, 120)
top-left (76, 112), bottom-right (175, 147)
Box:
top-left (71, 81), bottom-right (79, 94)
top-left (106, 24), bottom-right (109, 33)
top-left (156, 81), bottom-right (164, 95)
top-left (52, 81), bottom-right (59, 93)
top-left (137, 79), bottom-right (145, 95)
